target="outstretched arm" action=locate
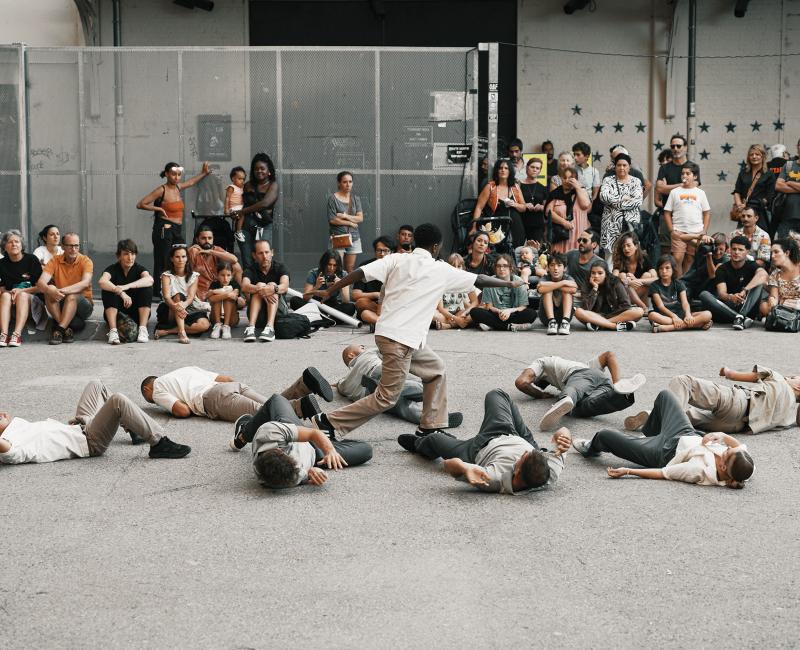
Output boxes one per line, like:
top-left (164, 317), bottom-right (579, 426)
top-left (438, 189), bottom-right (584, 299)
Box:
top-left (474, 274), bottom-right (525, 289)
top-left (321, 269), bottom-right (365, 301)
top-left (719, 367), bottom-right (759, 383)
top-left (607, 467), bottom-right (664, 479)
top-left (443, 458), bottom-right (490, 487)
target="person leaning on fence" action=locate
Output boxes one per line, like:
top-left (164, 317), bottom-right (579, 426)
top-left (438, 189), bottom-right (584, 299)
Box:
top-left (0, 230), bottom-right (42, 348)
top-left (98, 239), bottom-right (153, 345)
top-left (240, 239), bottom-right (289, 343)
top-left (136, 161), bottom-right (211, 298)
top-left (36, 232), bottom-right (93, 345)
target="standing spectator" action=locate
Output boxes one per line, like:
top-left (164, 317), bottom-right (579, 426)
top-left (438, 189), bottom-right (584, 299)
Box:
top-left (352, 236), bottom-right (391, 327)
top-left (767, 143), bottom-right (789, 177)
top-left (291, 250), bottom-right (357, 318)
top-left (546, 166), bottom-right (591, 253)
top-left (542, 140), bottom-right (557, 178)
top-left (234, 153), bottom-right (279, 268)
top-left (470, 159), bottom-right (526, 249)
top-left (731, 144), bottom-right (775, 233)
top-left (519, 157), bottom-right (548, 243)
top-left (507, 138), bottom-right (525, 177)
top-left (241, 239), bottom-right (289, 343)
top-left (604, 145), bottom-right (652, 197)
top-left (37, 232), bottom-right (93, 345)
top-left (774, 138), bottom-right (800, 239)
top-left (663, 162), bottom-right (711, 276)
top-left (469, 254), bottom-right (537, 332)
top-left (572, 142), bottom-right (601, 202)
top-left (612, 233), bottom-right (656, 310)
top-left (537, 252), bottom-right (577, 335)
top-left (0, 230), bottom-right (41, 348)
top-left (136, 161), bottom-right (211, 298)
top-left (154, 244), bottom-right (210, 344)
top-left (395, 224), bottom-right (415, 253)
top-left (574, 261), bottom-right (644, 331)
top-left (655, 134), bottom-right (696, 208)
top-left (32, 224), bottom-right (62, 266)
top-left (647, 255), bottom-right (713, 333)
top-left (327, 171), bottom-right (364, 273)
top-left (599, 153), bottom-right (644, 255)
top-left (187, 225), bottom-right (243, 301)
top-left (760, 238), bottom-right (800, 323)
top-left (730, 207), bottom-right (771, 266)
top-left (98, 239), bottom-right (153, 345)
top-left (207, 262), bottom-right (240, 340)
top-left (548, 151), bottom-right (576, 190)
top-left (698, 235), bottom-right (768, 329)
top-left (566, 230), bottom-right (606, 292)
top-left (463, 231), bottom-right (495, 275)
top-left (432, 254), bottom-right (477, 330)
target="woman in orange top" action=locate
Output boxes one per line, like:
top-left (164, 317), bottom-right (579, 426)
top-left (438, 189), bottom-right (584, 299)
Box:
top-left (137, 161), bottom-right (210, 297)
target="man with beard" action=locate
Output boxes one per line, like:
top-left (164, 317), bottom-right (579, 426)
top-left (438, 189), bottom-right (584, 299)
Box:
top-left (187, 226), bottom-right (243, 302)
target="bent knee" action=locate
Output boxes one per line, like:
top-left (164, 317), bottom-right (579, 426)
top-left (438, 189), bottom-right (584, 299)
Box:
top-left (515, 370), bottom-right (535, 392)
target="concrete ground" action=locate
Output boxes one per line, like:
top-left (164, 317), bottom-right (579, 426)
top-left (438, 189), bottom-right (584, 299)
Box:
top-left (1, 318), bottom-right (798, 648)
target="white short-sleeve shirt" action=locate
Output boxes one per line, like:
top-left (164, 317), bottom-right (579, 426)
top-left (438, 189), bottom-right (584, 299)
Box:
top-left (664, 186), bottom-right (710, 233)
top-left (152, 366), bottom-right (218, 415)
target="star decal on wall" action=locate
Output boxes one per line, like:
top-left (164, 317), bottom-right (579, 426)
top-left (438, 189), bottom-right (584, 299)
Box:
top-left (593, 122), bottom-right (604, 133)
top-left (571, 104), bottom-right (582, 115)
top-left (773, 119), bottom-right (785, 131)
top-left (653, 140), bottom-right (664, 151)
top-left (594, 153), bottom-right (603, 163)
top-left (699, 121), bottom-right (710, 133)
top-left (635, 122), bottom-right (646, 133)
top-left (612, 122), bottom-right (624, 133)
top-left (699, 149), bottom-right (710, 160)
top-left (750, 120), bottom-right (762, 132)
top-left (721, 142), bottom-right (733, 154)
top-left (725, 122), bottom-right (736, 133)
top-left (717, 170), bottom-right (728, 182)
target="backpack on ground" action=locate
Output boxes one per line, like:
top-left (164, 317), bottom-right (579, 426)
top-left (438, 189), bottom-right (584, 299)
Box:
top-left (273, 312), bottom-right (312, 339)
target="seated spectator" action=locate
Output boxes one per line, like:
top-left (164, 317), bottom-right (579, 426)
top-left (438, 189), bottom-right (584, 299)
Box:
top-left (0, 380), bottom-right (191, 464)
top-left (463, 231), bottom-right (495, 275)
top-left (290, 250), bottom-right (356, 318)
top-left (566, 230), bottom-right (606, 295)
top-left (572, 141), bottom-right (601, 201)
top-left (0, 230), bottom-right (42, 348)
top-left (574, 261), bottom-right (644, 331)
top-left (141, 365), bottom-right (332, 421)
top-left (397, 389), bottom-right (570, 495)
top-left (647, 254), bottom-right (713, 333)
top-left (241, 239), bottom-right (289, 343)
top-left (98, 239), bottom-right (153, 345)
top-left (537, 252), bottom-right (577, 335)
top-left (547, 166), bottom-right (591, 253)
top-left (760, 238), bottom-right (800, 324)
top-left (470, 254), bottom-right (537, 331)
top-left (599, 153), bottom-right (643, 255)
top-left (187, 225), bottom-right (243, 302)
top-left (37, 232), bottom-right (93, 345)
top-left (612, 232), bottom-right (656, 310)
top-left (230, 394), bottom-right (372, 489)
top-left (572, 390), bottom-right (754, 489)
top-left (433, 253), bottom-right (477, 330)
top-left (682, 232), bottom-right (729, 300)
top-left (514, 351), bottom-right (646, 430)
top-left (516, 246), bottom-right (538, 284)
top-left (518, 157), bottom-right (548, 243)
top-left (154, 244), bottom-right (210, 344)
top-left (208, 262), bottom-right (240, 340)
top-left (663, 162), bottom-right (710, 276)
top-left (730, 207), bottom-right (770, 266)
top-left (32, 224), bottom-right (62, 266)
top-left (395, 224), bottom-right (414, 253)
top-left (698, 235), bottom-right (768, 329)
top-left (732, 144), bottom-right (775, 233)
top-left (352, 236), bottom-right (391, 327)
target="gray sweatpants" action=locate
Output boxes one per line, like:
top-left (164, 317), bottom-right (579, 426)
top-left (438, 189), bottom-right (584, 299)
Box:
top-left (560, 368), bottom-right (634, 418)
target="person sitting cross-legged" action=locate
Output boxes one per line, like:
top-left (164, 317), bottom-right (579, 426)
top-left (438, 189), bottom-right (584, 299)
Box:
top-left (647, 254), bottom-right (713, 333)
top-left (574, 261), bottom-right (644, 331)
top-left (230, 394), bottom-right (373, 489)
top-left (432, 253), bottom-right (477, 330)
top-left (397, 389), bottom-right (571, 495)
top-left (154, 244), bottom-right (211, 343)
top-left (98, 238), bottom-right (153, 345)
top-left (0, 380), bottom-right (190, 464)
top-left (572, 390), bottom-right (754, 489)
top-left (537, 252), bottom-right (577, 335)
top-left (469, 254), bottom-right (537, 332)
top-left (514, 351), bottom-right (645, 431)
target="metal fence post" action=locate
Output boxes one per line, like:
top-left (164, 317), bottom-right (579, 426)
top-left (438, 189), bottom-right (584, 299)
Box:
top-left (374, 50), bottom-right (381, 236)
top-left (16, 43), bottom-right (30, 242)
top-left (487, 42), bottom-right (499, 172)
top-left (471, 48), bottom-right (479, 198)
top-left (78, 50), bottom-right (89, 245)
top-left (275, 49), bottom-right (284, 253)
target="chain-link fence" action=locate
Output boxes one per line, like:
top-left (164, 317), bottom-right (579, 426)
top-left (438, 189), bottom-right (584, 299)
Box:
top-left (1, 45), bottom-right (478, 278)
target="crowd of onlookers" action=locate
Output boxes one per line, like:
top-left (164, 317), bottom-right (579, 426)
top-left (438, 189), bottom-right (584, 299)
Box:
top-left (1, 136), bottom-right (799, 347)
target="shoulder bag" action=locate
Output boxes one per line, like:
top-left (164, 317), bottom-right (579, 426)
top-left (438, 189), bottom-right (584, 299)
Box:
top-left (765, 304), bottom-right (800, 333)
top-left (730, 171), bottom-right (761, 221)
top-left (330, 194), bottom-right (354, 250)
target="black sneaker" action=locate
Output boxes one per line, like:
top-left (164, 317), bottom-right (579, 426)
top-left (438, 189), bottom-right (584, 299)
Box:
top-left (63, 327), bottom-right (75, 343)
top-left (300, 394), bottom-right (321, 420)
top-left (49, 328), bottom-right (63, 345)
top-left (231, 414), bottom-right (253, 451)
top-left (447, 412), bottom-right (464, 428)
top-left (312, 413), bottom-right (336, 440)
top-left (414, 428), bottom-right (455, 439)
top-left (303, 367), bottom-right (333, 402)
top-left (360, 374), bottom-right (379, 394)
top-left (128, 431), bottom-right (146, 446)
top-left (397, 434), bottom-right (418, 453)
top-left (149, 436), bottom-right (191, 459)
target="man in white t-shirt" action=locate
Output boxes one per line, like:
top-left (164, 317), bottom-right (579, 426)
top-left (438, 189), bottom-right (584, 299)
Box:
top-left (572, 390), bottom-right (754, 489)
top-left (312, 223), bottom-right (524, 439)
top-left (663, 162), bottom-right (711, 275)
top-left (140, 366), bottom-right (333, 422)
top-left (0, 380), bottom-right (190, 463)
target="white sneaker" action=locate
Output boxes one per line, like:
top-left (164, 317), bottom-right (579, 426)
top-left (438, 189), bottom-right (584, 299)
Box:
top-left (107, 329), bottom-right (120, 345)
top-left (477, 323), bottom-right (491, 331)
top-left (221, 324), bottom-right (232, 339)
top-left (546, 319), bottom-right (558, 335)
top-left (234, 230), bottom-right (246, 243)
top-left (557, 320), bottom-right (571, 335)
top-left (210, 322), bottom-right (223, 339)
top-left (613, 373), bottom-right (646, 395)
top-left (243, 326), bottom-right (257, 342)
top-left (539, 395), bottom-right (574, 431)
top-left (259, 326), bottom-right (276, 342)
top-left (509, 322), bottom-right (534, 332)
top-left (137, 327), bottom-right (149, 343)
top-left (572, 438), bottom-right (600, 457)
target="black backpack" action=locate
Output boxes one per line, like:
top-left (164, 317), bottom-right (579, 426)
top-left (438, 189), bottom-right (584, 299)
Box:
top-left (273, 312), bottom-right (312, 339)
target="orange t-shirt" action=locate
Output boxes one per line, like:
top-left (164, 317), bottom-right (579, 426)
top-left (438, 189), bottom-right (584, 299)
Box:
top-left (44, 254), bottom-right (94, 300)
top-left (187, 245), bottom-right (228, 300)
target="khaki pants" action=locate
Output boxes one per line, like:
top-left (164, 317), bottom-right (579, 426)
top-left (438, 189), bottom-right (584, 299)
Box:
top-left (326, 335), bottom-right (448, 435)
top-left (202, 378), bottom-right (312, 422)
top-left (74, 380), bottom-right (163, 456)
top-left (668, 375), bottom-right (749, 433)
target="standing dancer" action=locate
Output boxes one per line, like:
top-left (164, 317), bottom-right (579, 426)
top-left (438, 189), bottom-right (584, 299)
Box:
top-left (314, 223), bottom-right (524, 438)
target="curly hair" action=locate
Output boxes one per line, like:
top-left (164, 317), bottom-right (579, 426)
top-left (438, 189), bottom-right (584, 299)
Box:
top-left (254, 449), bottom-right (300, 489)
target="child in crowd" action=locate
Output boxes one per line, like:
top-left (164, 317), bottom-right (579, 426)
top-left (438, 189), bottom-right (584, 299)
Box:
top-left (537, 252), bottom-right (577, 335)
top-left (226, 166), bottom-right (247, 243)
top-left (647, 255), bottom-right (713, 333)
top-left (208, 261), bottom-right (241, 339)
top-left (517, 246), bottom-right (535, 284)
top-left (574, 261), bottom-right (644, 331)
top-left (433, 253), bottom-right (478, 330)
top-left (663, 162), bottom-right (711, 276)
top-left (469, 254), bottom-right (537, 332)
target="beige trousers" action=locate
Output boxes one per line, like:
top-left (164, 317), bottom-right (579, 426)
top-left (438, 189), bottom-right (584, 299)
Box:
top-left (668, 374), bottom-right (749, 433)
top-left (201, 378), bottom-right (310, 422)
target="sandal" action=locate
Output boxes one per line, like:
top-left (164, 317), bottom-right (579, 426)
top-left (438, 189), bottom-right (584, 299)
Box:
top-left (702, 320), bottom-right (713, 330)
top-left (177, 331), bottom-right (190, 344)
top-left (651, 323), bottom-right (660, 333)
top-left (154, 329), bottom-right (164, 340)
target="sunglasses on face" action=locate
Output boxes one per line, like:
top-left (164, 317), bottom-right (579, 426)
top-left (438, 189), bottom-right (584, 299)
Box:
top-left (670, 144), bottom-right (683, 149)
top-left (578, 238), bottom-right (591, 244)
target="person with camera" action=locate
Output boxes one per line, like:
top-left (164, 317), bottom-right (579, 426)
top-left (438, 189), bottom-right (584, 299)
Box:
top-left (289, 250), bottom-right (356, 319)
top-left (328, 171), bottom-right (364, 273)
top-left (682, 232), bottom-right (729, 300)
top-left (233, 153), bottom-right (279, 269)
top-left (698, 235), bottom-right (768, 330)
